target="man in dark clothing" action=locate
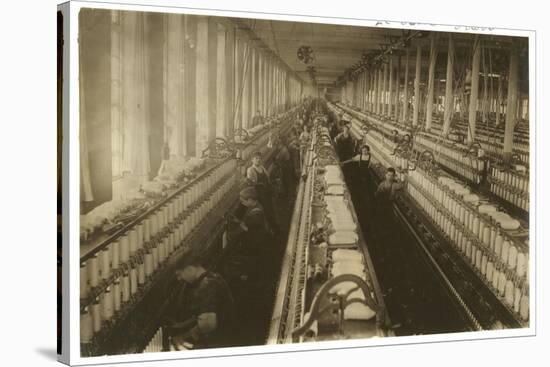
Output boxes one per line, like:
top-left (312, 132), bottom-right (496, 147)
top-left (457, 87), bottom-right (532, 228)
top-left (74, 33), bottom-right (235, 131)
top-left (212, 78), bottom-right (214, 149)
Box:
top-left (169, 261), bottom-right (235, 350)
top-left (227, 187), bottom-right (272, 263)
top-left (374, 167), bottom-right (405, 238)
top-left (288, 136), bottom-right (302, 180)
top-left (274, 142), bottom-right (293, 197)
top-left (334, 122), bottom-right (357, 162)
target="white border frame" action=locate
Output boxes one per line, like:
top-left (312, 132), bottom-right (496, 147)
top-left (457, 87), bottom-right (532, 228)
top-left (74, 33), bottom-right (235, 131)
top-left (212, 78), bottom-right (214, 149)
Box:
top-left (63, 1), bottom-right (537, 365)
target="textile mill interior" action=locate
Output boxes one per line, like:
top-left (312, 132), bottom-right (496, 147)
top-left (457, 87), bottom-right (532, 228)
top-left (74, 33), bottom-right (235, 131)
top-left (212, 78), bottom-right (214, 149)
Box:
top-left (70, 8), bottom-right (531, 356)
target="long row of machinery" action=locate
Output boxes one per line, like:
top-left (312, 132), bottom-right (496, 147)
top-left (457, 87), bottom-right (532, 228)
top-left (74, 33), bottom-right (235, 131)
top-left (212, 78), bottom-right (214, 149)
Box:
top-left (79, 105), bottom-right (300, 356)
top-left (329, 101), bottom-right (529, 330)
top-left (268, 106), bottom-right (391, 344)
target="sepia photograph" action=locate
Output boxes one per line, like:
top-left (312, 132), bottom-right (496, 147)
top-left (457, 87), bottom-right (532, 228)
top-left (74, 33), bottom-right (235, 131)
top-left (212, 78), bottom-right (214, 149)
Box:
top-left (72, 2), bottom-right (532, 361)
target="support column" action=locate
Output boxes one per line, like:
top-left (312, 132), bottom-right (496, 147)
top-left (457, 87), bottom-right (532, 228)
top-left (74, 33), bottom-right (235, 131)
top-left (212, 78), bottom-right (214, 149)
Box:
top-left (184, 15), bottom-right (197, 156)
top-left (263, 53), bottom-right (268, 114)
top-left (503, 42), bottom-right (519, 161)
top-left (394, 55), bottom-right (401, 120)
top-left (225, 26), bottom-right (235, 138)
top-left (207, 19), bottom-right (217, 146)
top-left (412, 44), bottom-right (422, 126)
top-left (276, 65), bottom-right (279, 108)
top-left (358, 74), bottom-right (363, 109)
top-left (363, 72), bottom-right (368, 110)
top-left (273, 64), bottom-right (277, 112)
top-left (242, 41), bottom-right (251, 128)
top-left (356, 76), bottom-right (360, 108)
top-left (258, 52), bottom-right (264, 116)
top-left (250, 47), bottom-right (257, 125)
top-left (376, 68), bottom-right (382, 114)
top-left (168, 13), bottom-right (186, 157)
top-left (495, 74), bottom-right (502, 127)
top-left (468, 35), bottom-right (481, 143)
top-left (272, 58), bottom-right (276, 112)
top-left (364, 72), bottom-right (369, 110)
top-left (382, 63), bottom-right (388, 115)
top-left (195, 16), bottom-right (213, 156)
top-left (388, 56), bottom-right (394, 118)
top-left (370, 71), bottom-right (375, 112)
top-left (482, 45), bottom-right (488, 125)
top-left (425, 33), bottom-right (438, 131)
top-left (146, 13), bottom-right (166, 178)
top-left (372, 71), bottom-right (377, 112)
top-left (402, 48), bottom-right (410, 123)
top-left (442, 34), bottom-right (455, 135)
top-left (265, 56), bottom-right (271, 116)
top-left (215, 23), bottom-right (226, 138)
top-left (111, 11), bottom-right (122, 176)
top-left (233, 36), bottom-right (242, 130)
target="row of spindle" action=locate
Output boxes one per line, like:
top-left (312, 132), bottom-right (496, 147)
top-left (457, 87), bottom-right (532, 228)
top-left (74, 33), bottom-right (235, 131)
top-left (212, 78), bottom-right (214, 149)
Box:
top-left (489, 166), bottom-right (529, 212)
top-left (477, 139), bottom-right (529, 166)
top-left (406, 169), bottom-right (529, 321)
top-left (337, 102), bottom-right (529, 165)
top-left (414, 135), bottom-right (485, 184)
top-left (80, 160), bottom-right (238, 344)
top-left (333, 102), bottom-right (530, 323)
top-left (429, 122), bottom-right (529, 154)
top-left (142, 327), bottom-right (164, 353)
top-left (80, 112), bottom-right (298, 348)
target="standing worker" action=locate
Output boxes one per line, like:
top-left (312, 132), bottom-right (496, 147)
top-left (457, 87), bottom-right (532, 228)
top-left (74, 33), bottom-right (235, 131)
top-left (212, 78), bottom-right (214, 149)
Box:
top-left (274, 140), bottom-right (293, 197)
top-left (374, 167), bottom-right (406, 238)
top-left (341, 144), bottom-right (372, 193)
top-left (227, 187), bottom-right (277, 283)
top-left (246, 152), bottom-right (279, 234)
top-left (334, 121), bottom-right (357, 162)
top-left (288, 135), bottom-right (302, 180)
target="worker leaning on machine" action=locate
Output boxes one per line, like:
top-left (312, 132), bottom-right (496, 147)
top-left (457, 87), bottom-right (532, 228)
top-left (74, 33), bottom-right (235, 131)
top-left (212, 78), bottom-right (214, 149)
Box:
top-left (167, 260), bottom-right (235, 350)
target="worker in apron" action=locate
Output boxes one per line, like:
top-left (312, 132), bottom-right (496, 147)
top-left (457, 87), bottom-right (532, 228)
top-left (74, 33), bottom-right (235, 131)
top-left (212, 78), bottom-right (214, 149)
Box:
top-left (341, 144), bottom-right (372, 194)
top-left (246, 152), bottom-right (279, 234)
top-left (167, 261), bottom-right (235, 350)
